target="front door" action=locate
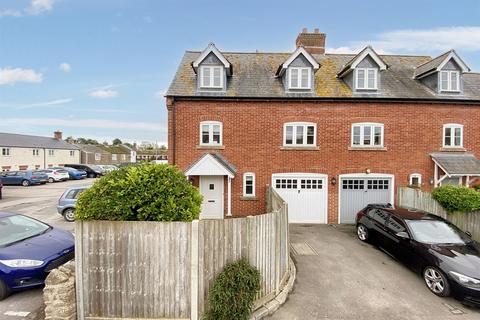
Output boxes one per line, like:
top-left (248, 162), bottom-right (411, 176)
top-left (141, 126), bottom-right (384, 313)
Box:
top-left (199, 176), bottom-right (224, 219)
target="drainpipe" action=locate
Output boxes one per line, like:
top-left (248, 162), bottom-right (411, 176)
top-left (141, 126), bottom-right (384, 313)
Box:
top-left (167, 97), bottom-right (176, 165)
top-left (43, 148), bottom-right (46, 169)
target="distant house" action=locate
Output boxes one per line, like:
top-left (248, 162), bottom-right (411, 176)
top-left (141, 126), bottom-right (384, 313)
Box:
top-left (0, 131), bottom-right (80, 171)
top-left (76, 144), bottom-right (135, 165)
top-left (136, 149), bottom-right (167, 162)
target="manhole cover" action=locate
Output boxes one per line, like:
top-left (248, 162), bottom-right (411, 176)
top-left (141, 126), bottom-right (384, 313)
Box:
top-left (291, 242), bottom-right (318, 256)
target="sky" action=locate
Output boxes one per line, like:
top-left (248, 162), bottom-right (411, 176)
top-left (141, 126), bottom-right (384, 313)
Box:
top-left (1, 0), bottom-right (480, 146)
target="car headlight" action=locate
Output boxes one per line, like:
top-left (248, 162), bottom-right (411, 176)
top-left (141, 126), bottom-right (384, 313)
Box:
top-left (450, 271), bottom-right (480, 289)
top-left (0, 259), bottom-right (44, 268)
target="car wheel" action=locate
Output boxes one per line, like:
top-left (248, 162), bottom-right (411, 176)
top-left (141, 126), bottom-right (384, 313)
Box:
top-left (63, 208), bottom-right (75, 222)
top-left (21, 180), bottom-right (30, 187)
top-left (0, 279), bottom-right (10, 301)
top-left (357, 224), bottom-right (370, 242)
top-left (423, 267), bottom-right (451, 297)
top-left (48, 177), bottom-right (54, 183)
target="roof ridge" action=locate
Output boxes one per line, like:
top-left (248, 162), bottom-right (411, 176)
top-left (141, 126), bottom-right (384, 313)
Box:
top-left (414, 50), bottom-right (452, 69)
top-left (0, 132), bottom-right (56, 139)
top-left (185, 50), bottom-right (432, 58)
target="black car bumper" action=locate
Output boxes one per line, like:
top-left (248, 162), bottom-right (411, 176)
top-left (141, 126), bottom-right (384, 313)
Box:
top-left (450, 281), bottom-right (480, 307)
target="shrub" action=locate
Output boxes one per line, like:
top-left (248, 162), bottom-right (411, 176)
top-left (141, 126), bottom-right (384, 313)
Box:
top-left (76, 163), bottom-right (202, 221)
top-left (475, 184), bottom-right (480, 191)
top-left (204, 259), bottom-right (261, 320)
top-left (432, 185), bottom-right (480, 213)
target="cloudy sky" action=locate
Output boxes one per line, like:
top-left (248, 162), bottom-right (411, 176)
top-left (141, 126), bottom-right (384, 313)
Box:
top-left (1, 0), bottom-right (480, 145)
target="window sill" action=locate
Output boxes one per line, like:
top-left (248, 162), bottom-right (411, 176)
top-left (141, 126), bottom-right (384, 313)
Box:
top-left (440, 147), bottom-right (466, 152)
top-left (280, 146), bottom-right (319, 151)
top-left (348, 146), bottom-right (387, 151)
top-left (197, 145), bottom-right (225, 150)
top-left (240, 196), bottom-right (259, 201)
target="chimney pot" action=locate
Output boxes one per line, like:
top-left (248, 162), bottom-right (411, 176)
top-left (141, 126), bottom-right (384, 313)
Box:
top-left (54, 131), bottom-right (63, 140)
top-left (296, 28), bottom-right (326, 54)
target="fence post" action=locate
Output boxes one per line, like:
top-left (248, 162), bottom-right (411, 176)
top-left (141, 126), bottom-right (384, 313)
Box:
top-left (190, 220), bottom-right (199, 320)
top-left (75, 221), bottom-right (85, 320)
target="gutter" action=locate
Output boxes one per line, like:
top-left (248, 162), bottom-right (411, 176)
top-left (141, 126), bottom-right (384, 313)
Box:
top-left (167, 95), bottom-right (480, 106)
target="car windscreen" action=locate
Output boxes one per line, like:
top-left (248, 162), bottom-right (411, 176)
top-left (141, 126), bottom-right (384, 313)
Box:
top-left (0, 215), bottom-right (51, 247)
top-left (406, 220), bottom-right (469, 245)
top-left (89, 165), bottom-right (102, 171)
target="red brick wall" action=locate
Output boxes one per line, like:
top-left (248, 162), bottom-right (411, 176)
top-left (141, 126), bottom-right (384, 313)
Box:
top-left (168, 99), bottom-right (480, 223)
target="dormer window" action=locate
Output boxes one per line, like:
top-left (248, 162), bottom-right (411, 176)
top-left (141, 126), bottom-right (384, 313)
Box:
top-left (289, 67), bottom-right (311, 89)
top-left (440, 70), bottom-right (460, 92)
top-left (355, 68), bottom-right (377, 90)
top-left (200, 66), bottom-right (223, 88)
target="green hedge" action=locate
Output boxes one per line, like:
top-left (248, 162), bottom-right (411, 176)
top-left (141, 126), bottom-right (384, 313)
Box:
top-left (204, 259), bottom-right (261, 320)
top-left (432, 185), bottom-right (480, 213)
top-left (76, 164), bottom-right (202, 221)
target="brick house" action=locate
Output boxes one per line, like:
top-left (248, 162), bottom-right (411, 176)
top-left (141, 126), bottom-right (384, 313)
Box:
top-left (166, 28), bottom-right (480, 224)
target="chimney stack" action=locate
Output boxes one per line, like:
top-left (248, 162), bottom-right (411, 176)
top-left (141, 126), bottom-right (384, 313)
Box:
top-left (296, 27), bottom-right (326, 54)
top-left (54, 131), bottom-right (63, 140)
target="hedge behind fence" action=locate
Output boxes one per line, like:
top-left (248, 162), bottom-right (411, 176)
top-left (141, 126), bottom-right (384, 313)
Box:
top-left (76, 163), bottom-right (203, 221)
top-left (432, 185), bottom-right (480, 213)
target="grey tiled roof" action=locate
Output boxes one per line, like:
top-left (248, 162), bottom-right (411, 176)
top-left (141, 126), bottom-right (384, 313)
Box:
top-left (413, 50), bottom-right (451, 78)
top-left (167, 51), bottom-right (480, 101)
top-left (210, 152), bottom-right (237, 175)
top-left (431, 153), bottom-right (480, 175)
top-left (75, 144), bottom-right (109, 154)
top-left (0, 132), bottom-right (79, 150)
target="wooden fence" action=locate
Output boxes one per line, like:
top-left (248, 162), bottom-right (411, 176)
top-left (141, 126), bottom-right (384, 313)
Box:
top-left (76, 187), bottom-right (289, 320)
top-left (398, 187), bottom-right (480, 242)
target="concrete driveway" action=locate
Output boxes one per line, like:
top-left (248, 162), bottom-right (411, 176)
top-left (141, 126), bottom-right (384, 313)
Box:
top-left (270, 224), bottom-right (480, 320)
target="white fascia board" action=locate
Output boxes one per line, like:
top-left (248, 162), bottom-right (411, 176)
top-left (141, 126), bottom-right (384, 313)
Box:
top-left (436, 50), bottom-right (470, 73)
top-left (280, 47), bottom-right (320, 75)
top-left (350, 47), bottom-right (388, 71)
top-left (185, 153), bottom-right (234, 178)
top-left (192, 43), bottom-right (231, 73)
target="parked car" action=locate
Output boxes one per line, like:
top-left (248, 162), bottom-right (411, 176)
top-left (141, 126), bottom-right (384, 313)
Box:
top-left (356, 205), bottom-right (480, 306)
top-left (0, 212), bottom-right (74, 300)
top-left (40, 169), bottom-right (70, 183)
top-left (64, 164), bottom-right (104, 178)
top-left (52, 166), bottom-right (87, 180)
top-left (0, 181), bottom-right (2, 200)
top-left (0, 171), bottom-right (48, 187)
top-left (97, 164), bottom-right (117, 173)
top-left (57, 186), bottom-right (90, 222)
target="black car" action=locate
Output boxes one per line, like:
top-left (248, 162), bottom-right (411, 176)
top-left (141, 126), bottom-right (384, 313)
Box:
top-left (64, 164), bottom-right (104, 178)
top-left (356, 205), bottom-right (480, 307)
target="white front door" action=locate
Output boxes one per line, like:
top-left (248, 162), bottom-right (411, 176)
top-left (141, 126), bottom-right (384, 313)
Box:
top-left (272, 173), bottom-right (328, 224)
top-left (200, 176), bottom-right (224, 219)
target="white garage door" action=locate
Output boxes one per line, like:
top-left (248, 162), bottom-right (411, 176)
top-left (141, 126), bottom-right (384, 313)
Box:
top-left (339, 175), bottom-right (394, 224)
top-left (272, 174), bottom-right (327, 224)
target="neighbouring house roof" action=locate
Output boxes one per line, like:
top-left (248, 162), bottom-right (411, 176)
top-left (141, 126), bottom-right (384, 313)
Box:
top-left (414, 50), bottom-right (470, 79)
top-left (75, 144), bottom-right (108, 154)
top-left (0, 132), bottom-right (79, 150)
top-left (167, 50), bottom-right (480, 101)
top-left (185, 153), bottom-right (236, 177)
top-left (98, 145), bottom-right (131, 154)
top-left (337, 46), bottom-right (388, 78)
top-left (430, 153), bottom-right (480, 176)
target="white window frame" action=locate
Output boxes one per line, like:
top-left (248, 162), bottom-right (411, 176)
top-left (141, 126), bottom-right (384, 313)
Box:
top-left (95, 153), bottom-right (101, 161)
top-left (112, 154), bottom-right (117, 161)
top-left (439, 70), bottom-right (460, 92)
top-left (243, 172), bottom-right (256, 197)
top-left (288, 67), bottom-right (311, 89)
top-left (2, 148), bottom-right (10, 156)
top-left (409, 173), bottom-right (422, 186)
top-left (199, 121), bottom-right (223, 146)
top-left (355, 68), bottom-right (378, 90)
top-left (443, 123), bottom-right (463, 148)
top-left (199, 66), bottom-right (224, 88)
top-left (283, 122), bottom-right (317, 147)
top-left (351, 123), bottom-right (384, 147)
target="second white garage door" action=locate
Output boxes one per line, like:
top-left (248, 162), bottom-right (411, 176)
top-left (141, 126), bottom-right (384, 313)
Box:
top-left (272, 173), bottom-right (328, 224)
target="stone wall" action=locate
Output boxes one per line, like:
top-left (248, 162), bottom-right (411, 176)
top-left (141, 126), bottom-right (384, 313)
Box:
top-left (43, 261), bottom-right (76, 320)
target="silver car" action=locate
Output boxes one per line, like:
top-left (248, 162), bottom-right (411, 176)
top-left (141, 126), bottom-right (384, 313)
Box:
top-left (57, 186), bottom-right (90, 222)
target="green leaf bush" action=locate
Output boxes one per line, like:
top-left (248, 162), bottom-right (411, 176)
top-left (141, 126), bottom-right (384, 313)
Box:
top-left (204, 259), bottom-right (261, 320)
top-left (76, 163), bottom-right (202, 221)
top-left (432, 185), bottom-right (480, 213)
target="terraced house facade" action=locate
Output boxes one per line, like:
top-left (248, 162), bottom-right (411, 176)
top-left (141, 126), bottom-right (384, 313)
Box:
top-left (166, 28), bottom-right (480, 224)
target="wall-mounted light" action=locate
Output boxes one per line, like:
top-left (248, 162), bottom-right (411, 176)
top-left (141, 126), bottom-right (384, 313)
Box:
top-left (366, 168), bottom-right (371, 174)
top-left (331, 177), bottom-right (337, 186)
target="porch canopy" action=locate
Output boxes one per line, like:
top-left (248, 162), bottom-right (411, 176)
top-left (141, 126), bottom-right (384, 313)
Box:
top-left (431, 152), bottom-right (480, 186)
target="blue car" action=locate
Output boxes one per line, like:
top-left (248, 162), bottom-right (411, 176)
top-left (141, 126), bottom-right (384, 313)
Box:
top-left (0, 212), bottom-right (74, 300)
top-left (52, 166), bottom-right (87, 180)
top-left (0, 170), bottom-right (48, 187)
top-left (57, 185), bottom-right (90, 222)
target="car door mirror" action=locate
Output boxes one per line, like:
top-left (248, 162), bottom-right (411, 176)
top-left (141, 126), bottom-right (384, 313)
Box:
top-left (396, 231), bottom-right (410, 240)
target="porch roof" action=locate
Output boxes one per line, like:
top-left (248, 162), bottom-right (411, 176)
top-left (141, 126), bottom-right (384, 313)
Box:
top-left (185, 153), bottom-right (236, 178)
top-left (430, 152), bottom-right (480, 176)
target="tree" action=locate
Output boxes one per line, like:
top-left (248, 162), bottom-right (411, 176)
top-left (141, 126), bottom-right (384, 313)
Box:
top-left (112, 138), bottom-right (122, 145)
